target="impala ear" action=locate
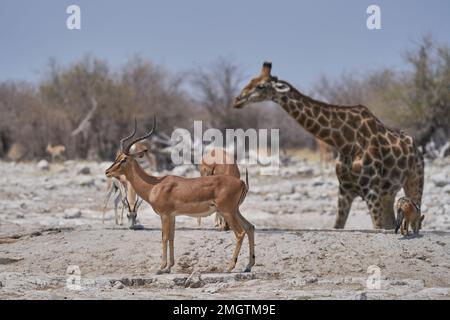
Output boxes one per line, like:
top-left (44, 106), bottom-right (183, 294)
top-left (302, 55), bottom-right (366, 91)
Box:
top-left (132, 148), bottom-right (148, 158)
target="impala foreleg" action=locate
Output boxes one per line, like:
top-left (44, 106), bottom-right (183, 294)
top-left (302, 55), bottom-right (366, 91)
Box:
top-left (157, 215), bottom-right (172, 274)
top-left (120, 204), bottom-right (124, 226)
top-left (168, 216), bottom-right (176, 269)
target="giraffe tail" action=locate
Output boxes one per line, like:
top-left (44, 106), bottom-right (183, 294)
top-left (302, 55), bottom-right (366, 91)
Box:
top-left (395, 207), bottom-right (404, 234)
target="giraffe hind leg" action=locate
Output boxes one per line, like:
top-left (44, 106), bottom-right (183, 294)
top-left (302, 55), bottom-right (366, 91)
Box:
top-left (403, 158), bottom-right (424, 208)
top-left (365, 190), bottom-right (383, 229)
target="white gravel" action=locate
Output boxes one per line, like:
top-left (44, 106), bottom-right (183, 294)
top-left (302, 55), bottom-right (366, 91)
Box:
top-left (0, 157), bottom-right (449, 299)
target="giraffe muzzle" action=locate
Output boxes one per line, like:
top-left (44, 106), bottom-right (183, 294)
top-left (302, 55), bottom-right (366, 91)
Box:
top-left (233, 97), bottom-right (245, 109)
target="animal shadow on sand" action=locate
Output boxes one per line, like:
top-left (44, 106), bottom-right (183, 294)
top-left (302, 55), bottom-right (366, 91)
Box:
top-left (398, 234), bottom-right (424, 241)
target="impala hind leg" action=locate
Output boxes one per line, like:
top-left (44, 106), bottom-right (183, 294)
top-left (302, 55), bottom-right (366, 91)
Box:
top-left (215, 213), bottom-right (230, 231)
top-left (167, 216), bottom-right (176, 271)
top-left (221, 212), bottom-right (246, 272)
top-left (237, 210), bottom-right (255, 272)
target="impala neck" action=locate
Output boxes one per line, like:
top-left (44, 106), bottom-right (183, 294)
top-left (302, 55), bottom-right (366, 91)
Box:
top-left (123, 159), bottom-right (158, 201)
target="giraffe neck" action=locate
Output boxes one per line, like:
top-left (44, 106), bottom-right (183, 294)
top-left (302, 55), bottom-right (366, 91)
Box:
top-left (272, 83), bottom-right (356, 151)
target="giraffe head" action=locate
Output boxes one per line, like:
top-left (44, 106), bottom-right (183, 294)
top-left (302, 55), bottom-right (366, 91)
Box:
top-left (233, 61), bottom-right (291, 109)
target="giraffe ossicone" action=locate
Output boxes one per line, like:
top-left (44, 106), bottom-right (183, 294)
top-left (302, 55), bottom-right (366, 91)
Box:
top-left (234, 62), bottom-right (425, 230)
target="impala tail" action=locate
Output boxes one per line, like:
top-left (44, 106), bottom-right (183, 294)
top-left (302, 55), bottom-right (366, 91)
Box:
top-left (237, 167), bottom-right (249, 206)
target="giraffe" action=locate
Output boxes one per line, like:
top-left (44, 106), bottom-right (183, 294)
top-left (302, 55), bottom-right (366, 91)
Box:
top-left (233, 62), bottom-right (424, 229)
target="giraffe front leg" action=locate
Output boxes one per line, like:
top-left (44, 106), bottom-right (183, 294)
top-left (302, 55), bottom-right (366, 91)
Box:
top-left (381, 194), bottom-right (396, 229)
top-left (334, 185), bottom-right (356, 229)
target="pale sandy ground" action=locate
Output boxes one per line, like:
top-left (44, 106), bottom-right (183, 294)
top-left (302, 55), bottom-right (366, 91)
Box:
top-left (0, 156), bottom-right (449, 299)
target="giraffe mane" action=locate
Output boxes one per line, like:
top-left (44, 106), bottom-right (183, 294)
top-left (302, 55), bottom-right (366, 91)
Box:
top-left (276, 79), bottom-right (362, 110)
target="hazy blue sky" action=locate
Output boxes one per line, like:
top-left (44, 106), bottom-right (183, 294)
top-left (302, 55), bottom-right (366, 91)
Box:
top-left (1, 0), bottom-right (449, 90)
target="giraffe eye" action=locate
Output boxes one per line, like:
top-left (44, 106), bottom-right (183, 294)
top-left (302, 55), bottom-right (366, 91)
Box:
top-left (256, 84), bottom-right (265, 90)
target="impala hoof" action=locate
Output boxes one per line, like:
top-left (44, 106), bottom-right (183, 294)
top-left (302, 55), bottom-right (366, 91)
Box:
top-left (243, 267), bottom-right (252, 273)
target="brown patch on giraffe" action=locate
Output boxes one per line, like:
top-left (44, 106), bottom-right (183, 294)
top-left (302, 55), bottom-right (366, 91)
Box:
top-left (378, 135), bottom-right (389, 146)
top-left (330, 117), bottom-right (343, 129)
top-left (356, 133), bottom-right (366, 148)
top-left (298, 113), bottom-right (307, 125)
top-left (319, 128), bottom-right (331, 139)
top-left (361, 109), bottom-right (371, 119)
top-left (392, 146), bottom-right (402, 158)
top-left (384, 155), bottom-right (396, 168)
top-left (352, 161), bottom-right (362, 175)
top-left (400, 142), bottom-right (408, 155)
top-left (341, 125), bottom-right (355, 141)
top-left (369, 147), bottom-right (381, 160)
top-left (347, 113), bottom-right (360, 126)
top-left (317, 115), bottom-right (329, 127)
top-left (363, 165), bottom-right (375, 176)
top-left (337, 112), bottom-right (347, 122)
top-left (407, 155), bottom-right (415, 168)
top-left (336, 162), bottom-right (343, 176)
top-left (341, 144), bottom-right (352, 155)
top-left (390, 168), bottom-right (401, 181)
top-left (363, 155), bottom-right (373, 166)
top-left (359, 122), bottom-right (371, 138)
top-left (305, 118), bottom-right (314, 129)
top-left (380, 146), bottom-right (391, 158)
top-left (373, 160), bottom-right (382, 173)
top-left (397, 155), bottom-right (407, 169)
top-left (304, 108), bottom-right (313, 118)
top-left (367, 120), bottom-right (377, 134)
top-left (331, 131), bottom-right (344, 146)
top-left (309, 122), bottom-right (321, 135)
top-left (342, 182), bottom-right (354, 190)
top-left (382, 180), bottom-right (392, 190)
top-left (312, 106), bottom-right (320, 117)
top-left (372, 176), bottom-right (380, 186)
top-left (387, 132), bottom-right (398, 144)
top-left (291, 110), bottom-right (300, 119)
top-left (359, 176), bottom-right (370, 187)
top-left (370, 137), bottom-right (379, 148)
top-left (322, 109), bottom-right (331, 119)
top-left (377, 123), bottom-right (386, 134)
top-left (288, 101), bottom-right (297, 112)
